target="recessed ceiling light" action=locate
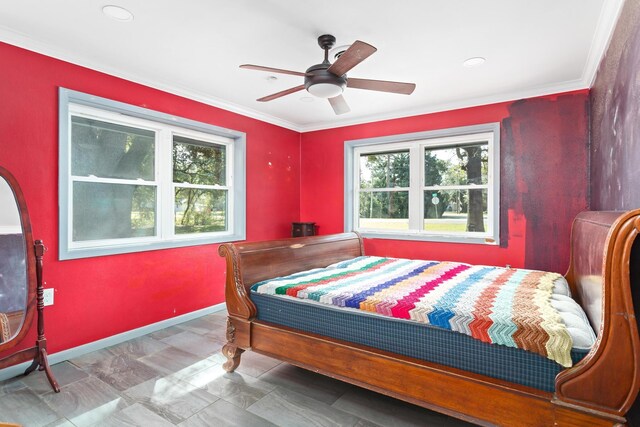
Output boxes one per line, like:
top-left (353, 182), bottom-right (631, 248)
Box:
top-left (102, 5), bottom-right (134, 22)
top-left (300, 97), bottom-right (314, 103)
top-left (463, 57), bottom-right (486, 67)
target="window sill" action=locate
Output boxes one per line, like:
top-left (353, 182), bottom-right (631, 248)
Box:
top-left (356, 230), bottom-right (499, 245)
top-left (60, 232), bottom-right (245, 260)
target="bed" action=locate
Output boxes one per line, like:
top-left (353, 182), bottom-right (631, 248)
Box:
top-left (218, 209), bottom-right (640, 426)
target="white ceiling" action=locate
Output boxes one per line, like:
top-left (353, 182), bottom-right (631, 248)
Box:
top-left (0, 0), bottom-right (624, 132)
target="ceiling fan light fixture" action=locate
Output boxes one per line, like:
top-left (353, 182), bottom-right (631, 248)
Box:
top-left (307, 82), bottom-right (344, 98)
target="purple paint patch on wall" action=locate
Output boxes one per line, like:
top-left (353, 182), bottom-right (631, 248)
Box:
top-left (502, 94), bottom-right (589, 273)
top-left (591, 0), bottom-right (640, 210)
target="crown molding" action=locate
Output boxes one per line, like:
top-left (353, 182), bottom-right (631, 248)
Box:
top-left (582, 0), bottom-right (625, 87)
top-left (297, 79), bottom-right (589, 133)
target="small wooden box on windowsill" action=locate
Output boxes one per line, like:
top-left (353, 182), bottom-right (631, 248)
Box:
top-left (292, 222), bottom-right (316, 237)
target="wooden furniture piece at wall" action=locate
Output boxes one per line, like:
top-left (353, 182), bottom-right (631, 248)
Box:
top-left (219, 209), bottom-right (640, 426)
top-left (292, 222), bottom-right (316, 237)
top-left (0, 166), bottom-right (59, 392)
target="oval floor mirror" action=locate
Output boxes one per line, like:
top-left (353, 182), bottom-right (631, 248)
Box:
top-left (0, 165), bottom-right (59, 392)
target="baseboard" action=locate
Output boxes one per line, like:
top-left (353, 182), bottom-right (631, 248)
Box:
top-left (0, 303), bottom-right (226, 382)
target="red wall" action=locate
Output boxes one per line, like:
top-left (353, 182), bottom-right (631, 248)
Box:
top-left (0, 40), bottom-right (591, 362)
top-left (300, 91), bottom-right (589, 274)
top-left (0, 42), bottom-right (300, 357)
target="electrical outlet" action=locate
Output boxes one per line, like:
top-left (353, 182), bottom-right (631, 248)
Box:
top-left (43, 288), bottom-right (54, 306)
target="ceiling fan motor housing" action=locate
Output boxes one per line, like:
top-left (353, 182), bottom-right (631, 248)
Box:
top-left (304, 63), bottom-right (347, 98)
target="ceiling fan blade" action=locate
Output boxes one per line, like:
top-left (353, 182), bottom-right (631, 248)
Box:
top-left (327, 41), bottom-right (377, 76)
top-left (347, 78), bottom-right (416, 95)
top-left (240, 64), bottom-right (310, 77)
top-left (257, 85), bottom-right (306, 102)
top-left (328, 94), bottom-right (351, 115)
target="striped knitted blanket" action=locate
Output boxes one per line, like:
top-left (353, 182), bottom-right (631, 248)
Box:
top-left (254, 256), bottom-right (574, 367)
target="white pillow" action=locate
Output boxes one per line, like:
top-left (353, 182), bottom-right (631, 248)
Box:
top-left (550, 295), bottom-right (596, 350)
top-left (552, 277), bottom-right (572, 297)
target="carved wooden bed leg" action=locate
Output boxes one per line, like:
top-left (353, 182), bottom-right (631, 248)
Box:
top-left (222, 316), bottom-right (245, 372)
top-left (222, 344), bottom-right (244, 372)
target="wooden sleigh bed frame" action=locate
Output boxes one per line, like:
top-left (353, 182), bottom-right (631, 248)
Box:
top-left (218, 209), bottom-right (640, 426)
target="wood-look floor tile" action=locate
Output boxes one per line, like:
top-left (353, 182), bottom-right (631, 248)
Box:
top-left (41, 376), bottom-right (128, 427)
top-left (0, 385), bottom-right (59, 426)
top-left (44, 419), bottom-right (75, 427)
top-left (0, 313), bottom-right (478, 427)
top-left (333, 387), bottom-right (473, 427)
top-left (208, 309), bottom-right (228, 317)
top-left (149, 325), bottom-right (187, 341)
top-left (89, 402), bottom-right (174, 427)
top-left (138, 346), bottom-right (216, 380)
top-left (247, 387), bottom-right (360, 427)
top-left (160, 330), bottom-right (223, 358)
top-left (353, 419), bottom-right (384, 427)
top-left (21, 361), bottom-right (88, 395)
top-left (234, 351), bottom-right (282, 378)
top-left (182, 364), bottom-right (276, 409)
top-left (203, 326), bottom-right (227, 343)
top-left (178, 315), bottom-right (227, 335)
top-left (122, 376), bottom-right (219, 424)
top-left (104, 336), bottom-right (169, 359)
top-left (178, 399), bottom-right (277, 427)
top-left (0, 377), bottom-right (27, 396)
top-left (209, 351), bottom-right (228, 365)
top-left (69, 348), bottom-right (116, 370)
top-left (259, 363), bottom-right (353, 405)
top-left (83, 354), bottom-right (163, 392)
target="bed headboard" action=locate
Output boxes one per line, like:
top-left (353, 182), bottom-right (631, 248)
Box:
top-left (566, 210), bottom-right (640, 333)
top-left (557, 209), bottom-right (640, 414)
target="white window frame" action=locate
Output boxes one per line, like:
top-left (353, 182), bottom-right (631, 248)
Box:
top-left (345, 123), bottom-right (500, 245)
top-left (59, 88), bottom-right (246, 260)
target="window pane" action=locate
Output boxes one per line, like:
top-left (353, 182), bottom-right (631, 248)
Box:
top-left (424, 143), bottom-right (488, 186)
top-left (360, 151), bottom-right (409, 189)
top-left (359, 191), bottom-right (409, 230)
top-left (424, 189), bottom-right (488, 233)
top-left (175, 187), bottom-right (227, 234)
top-left (71, 116), bottom-right (155, 180)
top-left (73, 182), bottom-right (156, 241)
top-left (173, 136), bottom-right (226, 186)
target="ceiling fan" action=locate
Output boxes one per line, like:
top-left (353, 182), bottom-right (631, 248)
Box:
top-left (240, 34), bottom-right (416, 115)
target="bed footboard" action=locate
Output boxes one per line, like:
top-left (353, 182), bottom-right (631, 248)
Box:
top-left (218, 232), bottom-right (364, 369)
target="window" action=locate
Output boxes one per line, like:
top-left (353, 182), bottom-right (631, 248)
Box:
top-left (59, 89), bottom-right (246, 259)
top-left (345, 123), bottom-right (499, 244)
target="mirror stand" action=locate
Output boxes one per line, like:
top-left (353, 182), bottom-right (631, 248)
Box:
top-left (0, 240), bottom-right (59, 392)
top-left (23, 240), bottom-right (59, 391)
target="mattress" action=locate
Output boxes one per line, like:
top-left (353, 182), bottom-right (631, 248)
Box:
top-left (250, 256), bottom-right (596, 391)
top-left (251, 292), bottom-right (588, 392)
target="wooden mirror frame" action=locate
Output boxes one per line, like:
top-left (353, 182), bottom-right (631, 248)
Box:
top-left (0, 166), bottom-right (36, 355)
top-left (0, 166), bottom-right (59, 392)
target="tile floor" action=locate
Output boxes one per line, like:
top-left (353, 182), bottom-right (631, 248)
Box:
top-left (0, 311), bottom-right (472, 426)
